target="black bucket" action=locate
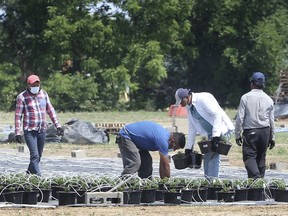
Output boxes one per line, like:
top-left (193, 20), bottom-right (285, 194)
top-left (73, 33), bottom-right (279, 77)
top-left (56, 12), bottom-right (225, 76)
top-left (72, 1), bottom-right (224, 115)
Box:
top-left (172, 154), bottom-right (190, 169)
top-left (190, 152), bottom-right (203, 169)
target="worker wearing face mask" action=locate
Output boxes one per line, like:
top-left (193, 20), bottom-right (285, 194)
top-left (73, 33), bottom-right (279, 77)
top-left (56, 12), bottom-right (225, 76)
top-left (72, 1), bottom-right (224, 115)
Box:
top-left (14, 74), bottom-right (63, 175)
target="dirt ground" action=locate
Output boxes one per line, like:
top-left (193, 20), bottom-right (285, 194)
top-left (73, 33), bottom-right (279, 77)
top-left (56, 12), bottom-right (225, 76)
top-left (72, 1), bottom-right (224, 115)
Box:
top-left (1, 204), bottom-right (288, 216)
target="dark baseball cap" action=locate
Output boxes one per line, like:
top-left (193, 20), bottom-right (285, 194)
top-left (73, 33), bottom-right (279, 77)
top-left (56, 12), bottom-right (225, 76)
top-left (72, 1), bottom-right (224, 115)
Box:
top-left (250, 72), bottom-right (265, 83)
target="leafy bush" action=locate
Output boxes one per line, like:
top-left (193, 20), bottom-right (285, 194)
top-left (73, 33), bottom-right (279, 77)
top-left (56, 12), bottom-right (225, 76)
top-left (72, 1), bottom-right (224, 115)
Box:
top-left (44, 72), bottom-right (99, 111)
top-left (0, 63), bottom-right (22, 111)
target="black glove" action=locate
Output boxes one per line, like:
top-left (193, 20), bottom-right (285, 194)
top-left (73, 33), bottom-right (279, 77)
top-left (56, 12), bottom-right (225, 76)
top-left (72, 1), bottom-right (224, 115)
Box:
top-left (57, 127), bottom-right (64, 136)
top-left (236, 136), bottom-right (243, 146)
top-left (15, 135), bottom-right (23, 143)
top-left (211, 137), bottom-right (221, 152)
top-left (212, 137), bottom-right (221, 143)
top-left (185, 149), bottom-right (192, 155)
top-left (268, 140), bottom-right (275, 150)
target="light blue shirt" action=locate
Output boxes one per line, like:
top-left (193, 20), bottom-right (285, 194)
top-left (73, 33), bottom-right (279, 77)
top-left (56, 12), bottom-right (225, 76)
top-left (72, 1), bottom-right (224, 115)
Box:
top-left (190, 105), bottom-right (213, 138)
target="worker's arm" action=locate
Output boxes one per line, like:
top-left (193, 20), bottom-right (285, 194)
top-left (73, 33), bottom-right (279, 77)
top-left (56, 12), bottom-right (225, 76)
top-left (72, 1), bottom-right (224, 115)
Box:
top-left (159, 152), bottom-right (170, 179)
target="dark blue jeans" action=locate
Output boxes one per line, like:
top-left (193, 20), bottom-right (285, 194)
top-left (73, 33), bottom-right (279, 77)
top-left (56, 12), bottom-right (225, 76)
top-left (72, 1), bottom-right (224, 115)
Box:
top-left (24, 130), bottom-right (46, 175)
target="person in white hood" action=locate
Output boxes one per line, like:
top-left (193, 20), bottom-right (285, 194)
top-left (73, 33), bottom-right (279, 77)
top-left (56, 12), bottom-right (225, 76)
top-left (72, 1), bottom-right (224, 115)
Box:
top-left (175, 88), bottom-right (234, 178)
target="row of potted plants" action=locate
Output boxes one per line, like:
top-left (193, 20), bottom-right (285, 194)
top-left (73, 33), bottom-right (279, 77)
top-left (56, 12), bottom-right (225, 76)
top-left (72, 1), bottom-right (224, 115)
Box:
top-left (0, 173), bottom-right (288, 205)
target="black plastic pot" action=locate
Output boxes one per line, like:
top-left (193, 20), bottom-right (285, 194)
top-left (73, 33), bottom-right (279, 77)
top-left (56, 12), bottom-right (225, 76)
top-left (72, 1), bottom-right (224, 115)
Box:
top-left (265, 186), bottom-right (277, 199)
top-left (3, 191), bottom-right (23, 204)
top-left (172, 154), bottom-right (190, 169)
top-left (76, 190), bottom-right (87, 204)
top-left (191, 187), bottom-right (208, 202)
top-left (234, 188), bottom-right (248, 201)
top-left (0, 193), bottom-right (5, 202)
top-left (51, 186), bottom-right (64, 200)
top-left (215, 141), bottom-right (232, 155)
top-left (181, 189), bottom-right (193, 203)
top-left (38, 189), bottom-right (51, 203)
top-left (0, 189), bottom-right (7, 202)
top-left (247, 188), bottom-right (264, 201)
top-left (198, 140), bottom-right (213, 154)
top-left (274, 189), bottom-right (288, 202)
top-left (207, 186), bottom-right (223, 200)
top-left (155, 190), bottom-right (164, 201)
top-left (23, 190), bottom-right (39, 205)
top-left (163, 191), bottom-right (181, 205)
top-left (141, 189), bottom-right (155, 203)
top-left (216, 191), bottom-right (235, 202)
top-left (57, 191), bottom-right (76, 206)
top-left (190, 152), bottom-right (203, 169)
top-left (123, 190), bottom-right (142, 204)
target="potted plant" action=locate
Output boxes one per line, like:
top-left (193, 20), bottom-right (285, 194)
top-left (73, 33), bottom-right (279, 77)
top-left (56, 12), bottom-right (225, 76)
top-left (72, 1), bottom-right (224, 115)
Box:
top-left (3, 185), bottom-right (24, 204)
top-left (190, 150), bottom-right (203, 169)
top-left (38, 178), bottom-right (51, 203)
top-left (269, 178), bottom-right (288, 202)
top-left (121, 177), bottom-right (142, 205)
top-left (56, 183), bottom-right (77, 206)
top-left (215, 183), bottom-right (235, 202)
top-left (172, 151), bottom-right (190, 169)
top-left (140, 178), bottom-right (157, 203)
top-left (246, 178), bottom-right (266, 201)
top-left (207, 178), bottom-right (223, 200)
top-left (197, 137), bottom-right (213, 154)
top-left (232, 179), bottom-right (249, 201)
top-left (213, 139), bottom-right (232, 155)
top-left (163, 188), bottom-right (182, 205)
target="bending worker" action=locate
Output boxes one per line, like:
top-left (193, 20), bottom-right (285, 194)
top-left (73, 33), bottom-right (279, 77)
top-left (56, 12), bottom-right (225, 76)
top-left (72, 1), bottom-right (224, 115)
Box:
top-left (116, 121), bottom-right (186, 179)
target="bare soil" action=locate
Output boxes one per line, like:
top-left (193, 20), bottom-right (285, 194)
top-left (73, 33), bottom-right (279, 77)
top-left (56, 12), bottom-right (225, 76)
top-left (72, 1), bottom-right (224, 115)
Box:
top-left (1, 204), bottom-right (288, 216)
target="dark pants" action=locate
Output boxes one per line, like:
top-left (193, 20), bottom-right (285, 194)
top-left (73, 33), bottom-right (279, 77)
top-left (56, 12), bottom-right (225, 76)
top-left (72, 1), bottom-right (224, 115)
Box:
top-left (242, 127), bottom-right (270, 179)
top-left (24, 130), bottom-right (46, 175)
top-left (117, 135), bottom-right (153, 178)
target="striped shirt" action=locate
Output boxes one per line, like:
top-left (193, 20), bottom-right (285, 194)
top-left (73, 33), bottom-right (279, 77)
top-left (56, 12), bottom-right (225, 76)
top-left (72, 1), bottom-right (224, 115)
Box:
top-left (15, 89), bottom-right (61, 135)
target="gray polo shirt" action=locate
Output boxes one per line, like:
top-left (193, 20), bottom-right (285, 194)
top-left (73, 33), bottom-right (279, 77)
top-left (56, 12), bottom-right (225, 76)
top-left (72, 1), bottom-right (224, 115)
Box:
top-left (235, 89), bottom-right (275, 140)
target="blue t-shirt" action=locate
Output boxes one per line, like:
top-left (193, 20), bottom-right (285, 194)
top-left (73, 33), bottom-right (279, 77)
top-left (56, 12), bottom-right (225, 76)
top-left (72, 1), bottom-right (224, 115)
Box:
top-left (119, 121), bottom-right (170, 156)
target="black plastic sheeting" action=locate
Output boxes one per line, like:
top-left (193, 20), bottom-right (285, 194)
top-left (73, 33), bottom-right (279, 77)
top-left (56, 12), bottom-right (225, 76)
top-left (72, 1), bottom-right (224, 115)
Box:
top-left (274, 104), bottom-right (288, 119)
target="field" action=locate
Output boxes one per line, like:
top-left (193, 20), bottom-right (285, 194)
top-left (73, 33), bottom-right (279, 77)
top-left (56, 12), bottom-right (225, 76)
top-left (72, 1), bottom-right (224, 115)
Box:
top-left (0, 111), bottom-right (288, 215)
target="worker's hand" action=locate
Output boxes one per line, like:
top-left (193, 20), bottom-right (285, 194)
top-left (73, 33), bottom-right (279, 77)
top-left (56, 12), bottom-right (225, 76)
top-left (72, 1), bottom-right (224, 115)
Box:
top-left (268, 140), bottom-right (275, 150)
top-left (236, 136), bottom-right (243, 146)
top-left (15, 135), bottom-right (23, 143)
top-left (212, 136), bottom-right (221, 151)
top-left (185, 149), bottom-right (192, 155)
top-left (212, 136), bottom-right (221, 144)
top-left (57, 127), bottom-right (64, 136)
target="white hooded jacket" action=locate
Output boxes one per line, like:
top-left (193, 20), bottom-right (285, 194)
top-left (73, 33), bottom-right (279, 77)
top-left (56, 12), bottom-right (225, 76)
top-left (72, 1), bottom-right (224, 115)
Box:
top-left (185, 92), bottom-right (234, 150)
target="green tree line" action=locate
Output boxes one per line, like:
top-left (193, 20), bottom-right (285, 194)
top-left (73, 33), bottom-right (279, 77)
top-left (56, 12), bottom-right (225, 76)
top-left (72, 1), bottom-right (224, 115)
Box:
top-left (0, 0), bottom-right (287, 111)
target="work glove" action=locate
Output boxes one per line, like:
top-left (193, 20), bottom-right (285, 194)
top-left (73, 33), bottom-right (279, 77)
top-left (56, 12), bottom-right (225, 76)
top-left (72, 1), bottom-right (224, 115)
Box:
top-left (57, 127), bottom-right (64, 136)
top-left (236, 136), bottom-right (243, 146)
top-left (185, 149), bottom-right (192, 155)
top-left (15, 135), bottom-right (23, 143)
top-left (268, 140), bottom-right (275, 150)
top-left (212, 136), bottom-right (221, 144)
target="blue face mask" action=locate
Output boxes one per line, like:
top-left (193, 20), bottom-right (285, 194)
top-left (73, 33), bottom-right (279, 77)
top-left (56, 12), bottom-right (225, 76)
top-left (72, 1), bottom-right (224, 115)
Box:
top-left (168, 148), bottom-right (174, 152)
top-left (30, 86), bottom-right (40, 94)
